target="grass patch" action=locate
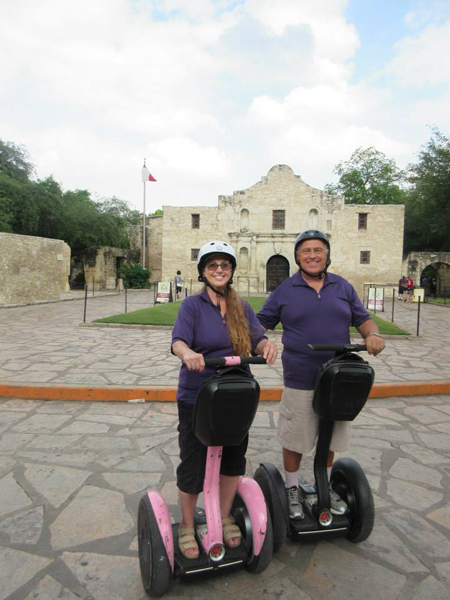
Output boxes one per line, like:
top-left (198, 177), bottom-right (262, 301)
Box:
top-left (94, 296), bottom-right (410, 335)
top-left (425, 297), bottom-right (450, 307)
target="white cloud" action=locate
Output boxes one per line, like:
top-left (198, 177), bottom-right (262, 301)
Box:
top-left (0, 0), bottom-right (448, 211)
top-left (383, 19), bottom-right (450, 87)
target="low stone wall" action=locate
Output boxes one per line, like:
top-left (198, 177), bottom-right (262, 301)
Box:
top-left (0, 233), bottom-right (71, 306)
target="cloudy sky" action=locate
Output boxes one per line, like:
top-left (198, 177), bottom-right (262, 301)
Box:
top-left (1, 0), bottom-right (449, 212)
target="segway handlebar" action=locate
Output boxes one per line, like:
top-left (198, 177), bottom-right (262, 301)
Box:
top-left (204, 356), bottom-right (267, 367)
top-left (308, 343), bottom-right (367, 352)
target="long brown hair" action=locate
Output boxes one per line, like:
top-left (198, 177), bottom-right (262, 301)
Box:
top-left (224, 286), bottom-right (252, 356)
top-left (202, 284), bottom-right (252, 356)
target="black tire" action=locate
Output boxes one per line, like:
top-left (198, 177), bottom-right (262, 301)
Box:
top-left (331, 457), bottom-right (375, 543)
top-left (245, 509), bottom-right (273, 574)
top-left (254, 464), bottom-right (288, 553)
top-left (138, 495), bottom-right (172, 597)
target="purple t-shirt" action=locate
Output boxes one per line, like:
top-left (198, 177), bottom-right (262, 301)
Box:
top-left (257, 271), bottom-right (370, 390)
top-left (172, 289), bottom-right (267, 404)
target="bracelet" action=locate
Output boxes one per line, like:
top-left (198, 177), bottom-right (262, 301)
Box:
top-left (366, 332), bottom-right (382, 339)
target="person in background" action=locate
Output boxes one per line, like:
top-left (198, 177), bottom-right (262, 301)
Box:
top-left (175, 270), bottom-right (184, 300)
top-left (406, 276), bottom-right (414, 304)
top-left (257, 230), bottom-right (385, 520)
top-left (171, 240), bottom-right (278, 559)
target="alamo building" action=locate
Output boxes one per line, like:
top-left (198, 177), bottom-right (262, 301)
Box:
top-left (144, 165), bottom-right (404, 296)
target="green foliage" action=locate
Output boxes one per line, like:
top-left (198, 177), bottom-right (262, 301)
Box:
top-left (0, 138), bottom-right (140, 252)
top-left (404, 128), bottom-right (450, 253)
top-left (325, 147), bottom-right (406, 205)
top-left (119, 262), bottom-right (151, 288)
top-left (0, 140), bottom-right (34, 182)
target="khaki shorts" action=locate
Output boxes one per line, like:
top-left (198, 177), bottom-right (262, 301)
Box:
top-left (276, 387), bottom-right (351, 454)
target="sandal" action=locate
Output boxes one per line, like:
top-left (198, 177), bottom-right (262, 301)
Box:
top-left (222, 515), bottom-right (242, 549)
top-left (178, 525), bottom-right (199, 559)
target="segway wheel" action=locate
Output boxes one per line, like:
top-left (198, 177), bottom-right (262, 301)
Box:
top-left (331, 457), bottom-right (375, 543)
top-left (254, 464), bottom-right (288, 553)
top-left (138, 495), bottom-right (172, 597)
top-left (245, 510), bottom-right (273, 574)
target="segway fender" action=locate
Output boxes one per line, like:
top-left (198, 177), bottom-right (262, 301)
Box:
top-left (237, 476), bottom-right (268, 556)
top-left (147, 490), bottom-right (175, 572)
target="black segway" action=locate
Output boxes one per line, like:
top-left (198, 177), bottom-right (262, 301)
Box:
top-left (138, 356), bottom-right (273, 597)
top-left (254, 343), bottom-right (375, 552)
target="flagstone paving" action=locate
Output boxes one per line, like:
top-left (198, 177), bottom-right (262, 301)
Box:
top-left (1, 292), bottom-right (450, 389)
top-left (0, 395), bottom-right (450, 600)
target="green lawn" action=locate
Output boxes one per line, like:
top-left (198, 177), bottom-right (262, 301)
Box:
top-left (425, 297), bottom-right (450, 307)
top-left (94, 296), bottom-right (410, 335)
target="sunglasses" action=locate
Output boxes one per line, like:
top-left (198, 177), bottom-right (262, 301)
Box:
top-left (206, 261), bottom-right (232, 271)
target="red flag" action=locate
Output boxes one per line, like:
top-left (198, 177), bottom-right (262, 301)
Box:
top-left (142, 165), bottom-right (156, 182)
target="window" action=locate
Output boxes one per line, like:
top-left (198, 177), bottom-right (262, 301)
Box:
top-left (360, 251), bottom-right (371, 264)
top-left (191, 248), bottom-right (199, 261)
top-left (191, 214), bottom-right (200, 229)
top-left (272, 210), bottom-right (285, 230)
top-left (358, 213), bottom-right (367, 230)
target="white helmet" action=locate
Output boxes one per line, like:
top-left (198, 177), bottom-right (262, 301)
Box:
top-left (197, 240), bottom-right (237, 280)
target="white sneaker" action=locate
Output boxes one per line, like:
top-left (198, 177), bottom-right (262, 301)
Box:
top-left (286, 486), bottom-right (305, 520)
top-left (329, 485), bottom-right (348, 515)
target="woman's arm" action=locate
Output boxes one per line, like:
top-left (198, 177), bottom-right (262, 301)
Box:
top-left (172, 340), bottom-right (205, 372)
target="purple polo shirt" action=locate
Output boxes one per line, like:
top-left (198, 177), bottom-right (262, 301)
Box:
top-left (257, 271), bottom-right (371, 390)
top-left (172, 289), bottom-right (267, 404)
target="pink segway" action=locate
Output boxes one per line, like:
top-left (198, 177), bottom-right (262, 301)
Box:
top-left (138, 356), bottom-right (273, 597)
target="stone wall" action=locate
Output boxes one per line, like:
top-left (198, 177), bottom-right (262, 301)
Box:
top-left (0, 233), bottom-right (71, 306)
top-left (130, 215), bottom-right (163, 282)
top-left (156, 165), bottom-right (405, 296)
top-left (76, 247), bottom-right (139, 291)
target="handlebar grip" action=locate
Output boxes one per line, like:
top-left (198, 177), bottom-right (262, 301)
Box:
top-left (203, 356), bottom-right (267, 368)
top-left (308, 343), bottom-right (367, 352)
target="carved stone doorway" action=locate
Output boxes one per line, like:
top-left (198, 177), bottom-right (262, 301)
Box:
top-left (266, 255), bottom-right (290, 292)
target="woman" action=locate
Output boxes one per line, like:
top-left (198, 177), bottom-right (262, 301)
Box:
top-left (171, 240), bottom-right (277, 559)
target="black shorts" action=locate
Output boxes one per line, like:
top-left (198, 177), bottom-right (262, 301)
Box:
top-left (176, 401), bottom-right (248, 494)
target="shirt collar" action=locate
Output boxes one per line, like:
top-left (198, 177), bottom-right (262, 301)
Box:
top-left (293, 270), bottom-right (337, 287)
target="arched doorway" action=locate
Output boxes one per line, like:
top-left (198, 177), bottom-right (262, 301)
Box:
top-left (266, 256), bottom-right (290, 292)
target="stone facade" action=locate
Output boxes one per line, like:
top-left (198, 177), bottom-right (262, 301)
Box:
top-left (146, 165), bottom-right (405, 296)
top-left (403, 252), bottom-right (450, 295)
top-left (71, 247), bottom-right (140, 291)
top-left (0, 233), bottom-right (71, 307)
top-left (130, 215), bottom-right (163, 282)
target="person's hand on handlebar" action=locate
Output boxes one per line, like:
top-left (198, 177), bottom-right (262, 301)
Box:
top-left (256, 339), bottom-right (278, 365)
top-left (364, 334), bottom-right (385, 356)
top-left (172, 341), bottom-right (205, 372)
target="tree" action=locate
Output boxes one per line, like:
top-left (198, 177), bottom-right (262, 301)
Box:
top-left (119, 262), bottom-right (151, 288)
top-left (404, 128), bottom-right (450, 252)
top-left (325, 147), bottom-right (406, 204)
top-left (0, 140), bottom-right (34, 182)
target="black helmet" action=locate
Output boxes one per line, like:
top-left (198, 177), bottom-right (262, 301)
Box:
top-left (294, 229), bottom-right (331, 277)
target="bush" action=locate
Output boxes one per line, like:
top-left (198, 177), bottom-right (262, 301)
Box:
top-left (119, 262), bottom-right (151, 289)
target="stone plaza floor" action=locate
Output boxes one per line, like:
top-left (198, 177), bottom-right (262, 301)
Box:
top-left (1, 394), bottom-right (450, 600)
top-left (1, 292), bottom-right (450, 598)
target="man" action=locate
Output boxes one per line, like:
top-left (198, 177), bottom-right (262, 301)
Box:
top-left (257, 230), bottom-right (385, 519)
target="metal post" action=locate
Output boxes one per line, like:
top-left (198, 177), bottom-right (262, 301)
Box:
top-left (416, 296), bottom-right (421, 336)
top-left (373, 288), bottom-right (377, 315)
top-left (391, 289), bottom-right (395, 323)
top-left (125, 285), bottom-right (128, 314)
top-left (142, 183), bottom-right (146, 269)
top-left (92, 278), bottom-right (95, 297)
top-left (382, 288), bottom-right (385, 312)
top-left (83, 285), bottom-right (88, 323)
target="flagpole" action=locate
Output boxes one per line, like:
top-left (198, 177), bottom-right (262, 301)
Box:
top-left (142, 159), bottom-right (146, 269)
